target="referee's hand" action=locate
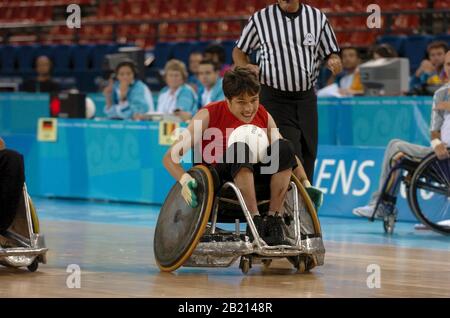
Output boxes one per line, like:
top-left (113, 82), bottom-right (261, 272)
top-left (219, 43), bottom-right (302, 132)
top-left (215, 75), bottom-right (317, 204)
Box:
top-left (245, 64), bottom-right (260, 77)
top-left (327, 54), bottom-right (343, 76)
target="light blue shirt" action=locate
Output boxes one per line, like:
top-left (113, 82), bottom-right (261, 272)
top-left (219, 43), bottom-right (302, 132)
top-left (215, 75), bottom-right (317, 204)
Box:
top-left (157, 84), bottom-right (198, 115)
top-left (198, 78), bottom-right (225, 108)
top-left (104, 80), bottom-right (154, 119)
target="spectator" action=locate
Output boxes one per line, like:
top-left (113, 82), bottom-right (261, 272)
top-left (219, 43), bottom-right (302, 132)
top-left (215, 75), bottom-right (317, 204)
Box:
top-left (103, 59), bottom-right (154, 120)
top-left (204, 44), bottom-right (232, 77)
top-left (324, 47), bottom-right (364, 96)
top-left (337, 47), bottom-right (363, 95)
top-left (21, 56), bottom-right (60, 93)
top-left (370, 43), bottom-right (398, 60)
top-left (197, 59), bottom-right (225, 108)
top-left (157, 59), bottom-right (198, 121)
top-left (410, 41), bottom-right (449, 95)
top-left (187, 51), bottom-right (203, 92)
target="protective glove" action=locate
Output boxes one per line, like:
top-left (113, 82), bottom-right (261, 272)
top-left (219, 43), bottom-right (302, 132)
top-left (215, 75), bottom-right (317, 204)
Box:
top-left (179, 173), bottom-right (198, 208)
top-left (303, 180), bottom-right (323, 210)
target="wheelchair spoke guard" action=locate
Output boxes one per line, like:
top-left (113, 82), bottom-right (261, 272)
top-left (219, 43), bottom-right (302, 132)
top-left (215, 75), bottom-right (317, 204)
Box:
top-left (154, 165), bottom-right (214, 272)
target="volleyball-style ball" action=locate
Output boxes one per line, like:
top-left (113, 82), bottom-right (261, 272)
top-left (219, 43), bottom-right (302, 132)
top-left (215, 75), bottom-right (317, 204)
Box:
top-left (227, 124), bottom-right (270, 163)
top-left (85, 97), bottom-right (96, 119)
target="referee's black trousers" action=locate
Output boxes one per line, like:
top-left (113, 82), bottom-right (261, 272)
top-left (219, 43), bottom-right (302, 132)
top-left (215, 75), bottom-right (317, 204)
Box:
top-left (0, 149), bottom-right (25, 233)
top-left (260, 85), bottom-right (318, 183)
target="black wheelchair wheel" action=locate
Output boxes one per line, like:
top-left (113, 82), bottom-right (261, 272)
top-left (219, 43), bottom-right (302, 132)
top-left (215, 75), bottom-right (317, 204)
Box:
top-left (408, 150), bottom-right (450, 235)
top-left (154, 165), bottom-right (214, 272)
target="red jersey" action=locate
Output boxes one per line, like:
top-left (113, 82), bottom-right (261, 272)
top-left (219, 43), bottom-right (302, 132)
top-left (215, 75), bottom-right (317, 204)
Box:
top-left (200, 100), bottom-right (269, 164)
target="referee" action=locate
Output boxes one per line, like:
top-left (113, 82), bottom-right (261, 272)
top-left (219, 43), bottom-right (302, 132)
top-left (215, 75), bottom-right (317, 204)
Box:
top-left (233, 0), bottom-right (342, 183)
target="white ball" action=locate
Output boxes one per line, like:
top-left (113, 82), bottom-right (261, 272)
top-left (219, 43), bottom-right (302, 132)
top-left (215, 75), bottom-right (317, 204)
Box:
top-left (85, 97), bottom-right (96, 119)
top-left (227, 124), bottom-right (269, 163)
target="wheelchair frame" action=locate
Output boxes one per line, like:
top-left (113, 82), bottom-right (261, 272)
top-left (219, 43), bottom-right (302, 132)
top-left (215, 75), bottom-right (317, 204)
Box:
top-left (0, 184), bottom-right (48, 272)
top-left (182, 170), bottom-right (325, 274)
top-left (371, 148), bottom-right (450, 235)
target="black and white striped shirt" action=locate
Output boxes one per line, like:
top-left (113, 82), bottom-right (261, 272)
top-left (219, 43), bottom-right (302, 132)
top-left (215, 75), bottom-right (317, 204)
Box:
top-left (236, 3), bottom-right (340, 92)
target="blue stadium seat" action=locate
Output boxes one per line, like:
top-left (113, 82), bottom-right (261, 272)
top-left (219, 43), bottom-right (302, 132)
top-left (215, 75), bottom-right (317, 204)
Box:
top-left (377, 35), bottom-right (406, 56)
top-left (52, 45), bottom-right (74, 72)
top-left (222, 40), bottom-right (236, 65)
top-left (35, 45), bottom-right (55, 61)
top-left (16, 45), bottom-right (37, 73)
top-left (172, 42), bottom-right (195, 66)
top-left (433, 34), bottom-right (450, 47)
top-left (92, 44), bottom-right (119, 70)
top-left (403, 35), bottom-right (433, 73)
top-left (0, 45), bottom-right (18, 73)
top-left (190, 41), bottom-right (210, 54)
top-left (153, 42), bottom-right (176, 69)
top-left (72, 45), bottom-right (94, 71)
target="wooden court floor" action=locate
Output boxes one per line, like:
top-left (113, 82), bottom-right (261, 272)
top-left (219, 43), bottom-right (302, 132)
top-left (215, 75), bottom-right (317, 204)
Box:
top-left (0, 219), bottom-right (449, 297)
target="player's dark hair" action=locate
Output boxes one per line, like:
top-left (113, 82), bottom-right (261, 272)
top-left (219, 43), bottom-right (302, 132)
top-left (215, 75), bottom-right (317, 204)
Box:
top-left (223, 67), bottom-right (260, 101)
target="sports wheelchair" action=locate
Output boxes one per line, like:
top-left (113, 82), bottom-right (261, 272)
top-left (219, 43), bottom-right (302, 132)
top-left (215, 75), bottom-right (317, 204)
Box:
top-left (372, 148), bottom-right (450, 235)
top-left (0, 184), bottom-right (48, 272)
top-left (154, 165), bottom-right (325, 274)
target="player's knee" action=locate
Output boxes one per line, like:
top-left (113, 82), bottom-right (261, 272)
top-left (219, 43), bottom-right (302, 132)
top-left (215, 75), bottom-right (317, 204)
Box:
top-left (0, 149), bottom-right (24, 170)
top-left (269, 139), bottom-right (297, 171)
top-left (387, 139), bottom-right (404, 152)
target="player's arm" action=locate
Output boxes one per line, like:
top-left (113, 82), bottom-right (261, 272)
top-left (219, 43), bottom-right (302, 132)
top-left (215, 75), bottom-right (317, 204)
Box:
top-left (162, 109), bottom-right (209, 208)
top-left (163, 109), bottom-right (209, 181)
top-left (0, 137), bottom-right (5, 150)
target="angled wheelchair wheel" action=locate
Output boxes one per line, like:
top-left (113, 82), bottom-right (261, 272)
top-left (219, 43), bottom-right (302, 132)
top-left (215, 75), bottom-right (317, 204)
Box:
top-left (288, 175), bottom-right (322, 237)
top-left (408, 150), bottom-right (450, 235)
top-left (28, 196), bottom-right (40, 234)
top-left (154, 165), bottom-right (214, 272)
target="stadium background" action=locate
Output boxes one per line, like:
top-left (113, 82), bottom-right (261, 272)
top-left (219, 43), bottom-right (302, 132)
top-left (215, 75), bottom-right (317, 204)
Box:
top-left (0, 0), bottom-right (449, 222)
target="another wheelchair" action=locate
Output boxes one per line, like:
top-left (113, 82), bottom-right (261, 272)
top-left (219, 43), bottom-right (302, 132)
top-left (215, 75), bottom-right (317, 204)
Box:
top-left (0, 184), bottom-right (48, 272)
top-left (372, 148), bottom-right (450, 235)
top-left (154, 165), bottom-right (325, 274)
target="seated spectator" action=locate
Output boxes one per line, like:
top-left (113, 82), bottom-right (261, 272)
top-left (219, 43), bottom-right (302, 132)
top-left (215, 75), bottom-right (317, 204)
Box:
top-left (318, 47), bottom-right (363, 97)
top-left (333, 47), bottom-right (364, 96)
top-left (103, 60), bottom-right (154, 120)
top-left (187, 51), bottom-right (204, 92)
top-left (410, 41), bottom-right (449, 95)
top-left (370, 43), bottom-right (398, 60)
top-left (157, 59), bottom-right (198, 121)
top-left (21, 56), bottom-right (60, 93)
top-left (204, 44), bottom-right (232, 77)
top-left (197, 59), bottom-right (225, 108)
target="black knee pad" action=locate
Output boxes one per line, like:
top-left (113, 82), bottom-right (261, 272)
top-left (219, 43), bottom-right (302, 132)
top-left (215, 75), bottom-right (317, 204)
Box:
top-left (225, 142), bottom-right (255, 165)
top-left (0, 149), bottom-right (24, 167)
top-left (0, 149), bottom-right (25, 233)
top-left (267, 139), bottom-right (297, 172)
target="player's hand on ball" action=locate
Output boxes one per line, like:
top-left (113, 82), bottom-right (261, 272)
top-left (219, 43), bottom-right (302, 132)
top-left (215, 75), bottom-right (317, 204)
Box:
top-left (179, 173), bottom-right (198, 208)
